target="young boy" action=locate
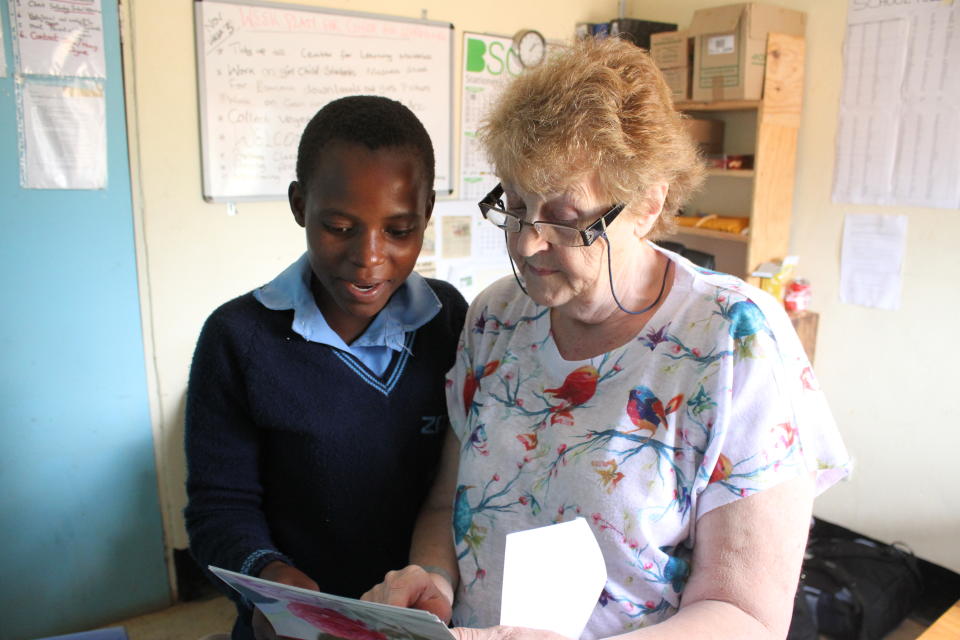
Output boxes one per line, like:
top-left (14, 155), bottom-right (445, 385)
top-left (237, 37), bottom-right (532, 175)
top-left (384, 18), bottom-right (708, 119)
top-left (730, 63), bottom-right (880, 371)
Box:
top-left (184, 96), bottom-right (467, 640)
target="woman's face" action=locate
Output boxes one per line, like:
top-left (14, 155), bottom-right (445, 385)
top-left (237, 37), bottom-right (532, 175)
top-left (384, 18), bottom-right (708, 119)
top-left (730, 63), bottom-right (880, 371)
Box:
top-left (502, 173), bottom-right (644, 313)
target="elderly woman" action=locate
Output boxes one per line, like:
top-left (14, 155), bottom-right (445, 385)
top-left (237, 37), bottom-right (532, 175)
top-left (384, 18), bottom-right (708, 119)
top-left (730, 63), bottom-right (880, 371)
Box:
top-left (363, 37), bottom-right (848, 640)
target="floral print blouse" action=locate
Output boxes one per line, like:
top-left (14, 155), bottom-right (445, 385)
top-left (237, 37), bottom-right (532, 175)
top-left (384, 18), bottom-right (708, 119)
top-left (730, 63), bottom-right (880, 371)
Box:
top-left (445, 245), bottom-right (850, 639)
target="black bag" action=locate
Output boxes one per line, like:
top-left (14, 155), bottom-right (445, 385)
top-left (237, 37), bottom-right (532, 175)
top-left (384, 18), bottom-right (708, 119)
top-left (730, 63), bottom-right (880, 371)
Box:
top-left (791, 535), bottom-right (923, 640)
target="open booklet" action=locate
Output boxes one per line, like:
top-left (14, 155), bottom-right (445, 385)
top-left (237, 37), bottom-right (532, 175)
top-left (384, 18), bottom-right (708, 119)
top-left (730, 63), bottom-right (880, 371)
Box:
top-left (211, 518), bottom-right (605, 640)
top-left (209, 566), bottom-right (455, 640)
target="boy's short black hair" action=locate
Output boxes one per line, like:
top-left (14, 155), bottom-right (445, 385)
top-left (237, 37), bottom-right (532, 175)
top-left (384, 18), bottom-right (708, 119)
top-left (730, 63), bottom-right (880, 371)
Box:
top-left (296, 95), bottom-right (435, 189)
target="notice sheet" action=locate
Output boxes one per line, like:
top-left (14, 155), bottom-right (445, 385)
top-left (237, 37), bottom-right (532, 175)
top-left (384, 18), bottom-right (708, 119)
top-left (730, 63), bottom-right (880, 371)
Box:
top-left (11, 0), bottom-right (106, 78)
top-left (832, 0), bottom-right (960, 209)
top-left (840, 213), bottom-right (908, 311)
top-left (20, 80), bottom-right (107, 189)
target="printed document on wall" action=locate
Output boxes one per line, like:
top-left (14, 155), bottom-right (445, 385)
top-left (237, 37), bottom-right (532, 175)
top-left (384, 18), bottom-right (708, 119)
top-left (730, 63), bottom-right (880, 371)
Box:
top-left (20, 80), bottom-right (107, 189)
top-left (460, 33), bottom-right (521, 200)
top-left (832, 1), bottom-right (960, 209)
top-left (11, 0), bottom-right (106, 78)
top-left (840, 214), bottom-right (908, 311)
top-left (0, 25), bottom-right (7, 77)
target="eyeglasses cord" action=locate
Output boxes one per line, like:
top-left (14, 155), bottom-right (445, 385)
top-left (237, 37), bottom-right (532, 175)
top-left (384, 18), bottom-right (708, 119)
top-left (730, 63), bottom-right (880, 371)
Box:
top-left (603, 233), bottom-right (672, 315)
top-left (506, 229), bottom-right (671, 316)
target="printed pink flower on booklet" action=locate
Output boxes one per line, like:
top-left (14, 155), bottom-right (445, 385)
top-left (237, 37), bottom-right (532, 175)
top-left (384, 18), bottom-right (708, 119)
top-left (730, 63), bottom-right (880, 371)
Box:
top-left (287, 602), bottom-right (388, 640)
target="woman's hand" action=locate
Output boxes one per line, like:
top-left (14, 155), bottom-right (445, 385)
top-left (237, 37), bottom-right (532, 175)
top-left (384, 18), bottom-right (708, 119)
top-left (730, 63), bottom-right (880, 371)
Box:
top-left (361, 564), bottom-right (454, 623)
top-left (450, 626), bottom-right (568, 640)
top-left (252, 561), bottom-right (319, 640)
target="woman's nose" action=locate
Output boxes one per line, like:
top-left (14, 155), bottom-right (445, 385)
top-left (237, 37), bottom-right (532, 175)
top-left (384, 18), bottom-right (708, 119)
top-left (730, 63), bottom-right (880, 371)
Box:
top-left (350, 230), bottom-right (386, 267)
top-left (512, 221), bottom-right (549, 257)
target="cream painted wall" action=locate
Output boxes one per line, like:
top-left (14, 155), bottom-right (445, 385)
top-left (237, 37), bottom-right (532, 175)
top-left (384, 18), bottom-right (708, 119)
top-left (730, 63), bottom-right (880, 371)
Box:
top-left (127, 0), bottom-right (960, 584)
top-left (628, 0), bottom-right (959, 572)
top-left (126, 0), bottom-right (619, 573)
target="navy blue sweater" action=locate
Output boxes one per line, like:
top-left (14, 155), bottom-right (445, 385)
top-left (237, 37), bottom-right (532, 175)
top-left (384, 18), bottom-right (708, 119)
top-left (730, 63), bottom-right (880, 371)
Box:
top-left (184, 279), bottom-right (466, 639)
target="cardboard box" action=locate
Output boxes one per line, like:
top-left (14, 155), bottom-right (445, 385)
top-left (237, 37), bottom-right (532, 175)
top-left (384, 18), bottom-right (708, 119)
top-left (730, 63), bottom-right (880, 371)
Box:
top-left (661, 66), bottom-right (691, 102)
top-left (609, 18), bottom-right (677, 50)
top-left (688, 3), bottom-right (805, 101)
top-left (684, 118), bottom-right (725, 155)
top-left (650, 30), bottom-right (692, 70)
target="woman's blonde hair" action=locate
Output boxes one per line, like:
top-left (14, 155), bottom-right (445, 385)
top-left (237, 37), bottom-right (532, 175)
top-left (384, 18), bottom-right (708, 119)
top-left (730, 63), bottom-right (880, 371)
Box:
top-left (479, 36), bottom-right (705, 238)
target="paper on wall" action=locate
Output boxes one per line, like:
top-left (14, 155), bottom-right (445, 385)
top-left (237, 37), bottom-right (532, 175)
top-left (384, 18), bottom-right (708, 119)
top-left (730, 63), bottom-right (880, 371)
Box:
top-left (20, 79), bottom-right (107, 189)
top-left (459, 33), bottom-right (521, 200)
top-left (500, 518), bottom-right (608, 638)
top-left (840, 213), bottom-right (908, 311)
top-left (0, 25), bottom-right (7, 77)
top-left (441, 216), bottom-right (473, 259)
top-left (11, 0), bottom-right (106, 78)
top-left (832, 1), bottom-right (960, 209)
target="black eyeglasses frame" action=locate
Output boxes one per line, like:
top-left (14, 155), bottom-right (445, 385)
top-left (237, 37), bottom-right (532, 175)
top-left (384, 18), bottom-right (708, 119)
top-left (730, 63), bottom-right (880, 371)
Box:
top-left (477, 183), bottom-right (626, 247)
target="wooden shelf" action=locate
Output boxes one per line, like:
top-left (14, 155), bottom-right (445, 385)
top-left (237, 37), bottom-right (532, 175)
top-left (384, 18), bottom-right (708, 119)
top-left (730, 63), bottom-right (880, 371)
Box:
top-left (672, 226), bottom-right (750, 243)
top-left (675, 99), bottom-right (761, 112)
top-left (706, 168), bottom-right (755, 178)
top-left (672, 33), bottom-right (804, 280)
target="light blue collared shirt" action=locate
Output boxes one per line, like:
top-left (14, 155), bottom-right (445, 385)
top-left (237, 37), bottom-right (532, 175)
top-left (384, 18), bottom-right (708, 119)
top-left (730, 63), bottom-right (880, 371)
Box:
top-left (253, 253), bottom-right (441, 376)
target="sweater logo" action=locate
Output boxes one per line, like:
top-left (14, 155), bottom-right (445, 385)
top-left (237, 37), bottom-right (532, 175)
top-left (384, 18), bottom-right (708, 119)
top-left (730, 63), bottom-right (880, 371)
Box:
top-left (420, 415), bottom-right (448, 435)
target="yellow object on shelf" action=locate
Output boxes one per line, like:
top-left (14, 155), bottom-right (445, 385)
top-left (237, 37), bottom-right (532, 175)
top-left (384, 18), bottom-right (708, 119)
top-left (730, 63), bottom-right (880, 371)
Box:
top-left (752, 256), bottom-right (798, 302)
top-left (676, 214), bottom-right (749, 234)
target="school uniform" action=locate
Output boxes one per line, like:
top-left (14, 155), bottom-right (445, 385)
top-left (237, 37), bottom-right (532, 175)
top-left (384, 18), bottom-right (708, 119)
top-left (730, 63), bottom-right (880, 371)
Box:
top-left (184, 254), bottom-right (467, 640)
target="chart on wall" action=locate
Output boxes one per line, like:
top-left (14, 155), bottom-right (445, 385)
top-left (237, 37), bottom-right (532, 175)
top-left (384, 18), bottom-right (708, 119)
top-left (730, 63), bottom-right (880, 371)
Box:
top-left (459, 32), bottom-right (523, 201)
top-left (9, 0), bottom-right (106, 77)
top-left (832, 0), bottom-right (960, 209)
top-left (194, 0), bottom-right (453, 201)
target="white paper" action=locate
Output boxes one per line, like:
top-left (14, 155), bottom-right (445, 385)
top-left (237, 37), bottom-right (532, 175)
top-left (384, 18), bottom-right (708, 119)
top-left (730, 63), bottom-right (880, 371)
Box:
top-left (20, 80), bottom-right (107, 189)
top-left (11, 0), bottom-right (106, 78)
top-left (500, 518), bottom-right (607, 639)
top-left (840, 214), bottom-right (908, 311)
top-left (832, 0), bottom-right (960, 209)
top-left (0, 24), bottom-right (7, 77)
top-left (209, 566), bottom-right (455, 640)
top-left (459, 33), bottom-right (521, 200)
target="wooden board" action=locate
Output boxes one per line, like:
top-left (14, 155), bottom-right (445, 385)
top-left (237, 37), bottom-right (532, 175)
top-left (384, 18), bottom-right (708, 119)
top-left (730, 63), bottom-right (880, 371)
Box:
top-left (788, 310), bottom-right (819, 365)
top-left (918, 600), bottom-right (960, 639)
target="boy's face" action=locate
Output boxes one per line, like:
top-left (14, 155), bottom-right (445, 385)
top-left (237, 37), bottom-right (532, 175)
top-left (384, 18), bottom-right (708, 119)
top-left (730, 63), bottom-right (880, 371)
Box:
top-left (289, 141), bottom-right (434, 344)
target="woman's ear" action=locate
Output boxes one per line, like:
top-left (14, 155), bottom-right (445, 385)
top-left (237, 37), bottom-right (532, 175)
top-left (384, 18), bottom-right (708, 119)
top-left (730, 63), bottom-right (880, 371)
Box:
top-left (289, 180), bottom-right (306, 228)
top-left (633, 182), bottom-right (669, 239)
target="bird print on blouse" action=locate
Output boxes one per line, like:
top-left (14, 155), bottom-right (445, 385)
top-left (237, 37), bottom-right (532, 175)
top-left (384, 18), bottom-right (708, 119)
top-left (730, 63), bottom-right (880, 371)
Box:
top-left (446, 259), bottom-right (849, 636)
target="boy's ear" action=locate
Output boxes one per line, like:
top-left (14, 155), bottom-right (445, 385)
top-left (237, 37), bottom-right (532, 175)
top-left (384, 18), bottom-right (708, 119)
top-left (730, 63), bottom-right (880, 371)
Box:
top-left (424, 189), bottom-right (436, 223)
top-left (289, 181), bottom-right (306, 227)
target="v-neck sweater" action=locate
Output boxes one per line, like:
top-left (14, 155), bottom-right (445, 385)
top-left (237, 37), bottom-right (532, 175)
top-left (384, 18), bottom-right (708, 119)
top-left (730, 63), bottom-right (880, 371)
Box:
top-left (184, 278), bottom-right (467, 639)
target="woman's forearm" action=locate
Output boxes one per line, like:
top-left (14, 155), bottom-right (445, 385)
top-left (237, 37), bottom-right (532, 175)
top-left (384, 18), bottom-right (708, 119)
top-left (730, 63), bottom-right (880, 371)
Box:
top-left (609, 599), bottom-right (777, 640)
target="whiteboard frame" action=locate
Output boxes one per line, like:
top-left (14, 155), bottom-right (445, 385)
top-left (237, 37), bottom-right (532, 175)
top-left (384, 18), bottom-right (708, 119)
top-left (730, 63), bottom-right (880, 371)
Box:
top-left (194, 0), bottom-right (455, 202)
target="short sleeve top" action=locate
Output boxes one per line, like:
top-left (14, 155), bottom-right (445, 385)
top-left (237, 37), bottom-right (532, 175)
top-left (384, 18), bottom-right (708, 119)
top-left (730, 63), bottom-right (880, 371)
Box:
top-left (445, 245), bottom-right (850, 638)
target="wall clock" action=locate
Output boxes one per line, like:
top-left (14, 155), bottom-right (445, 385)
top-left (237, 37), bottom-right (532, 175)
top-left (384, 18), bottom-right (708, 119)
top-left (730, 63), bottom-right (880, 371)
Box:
top-left (513, 29), bottom-right (546, 68)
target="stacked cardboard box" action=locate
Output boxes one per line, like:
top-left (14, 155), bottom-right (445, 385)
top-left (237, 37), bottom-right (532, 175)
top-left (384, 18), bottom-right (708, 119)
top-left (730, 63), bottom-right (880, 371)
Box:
top-left (683, 118), bottom-right (725, 156)
top-left (650, 30), bottom-right (693, 102)
top-left (688, 3), bottom-right (805, 101)
top-left (609, 18), bottom-right (677, 49)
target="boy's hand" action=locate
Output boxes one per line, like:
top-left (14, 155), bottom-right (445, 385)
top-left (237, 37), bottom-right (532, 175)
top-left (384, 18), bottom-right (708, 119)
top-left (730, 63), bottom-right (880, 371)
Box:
top-left (252, 561), bottom-right (320, 640)
top-left (258, 561), bottom-right (319, 591)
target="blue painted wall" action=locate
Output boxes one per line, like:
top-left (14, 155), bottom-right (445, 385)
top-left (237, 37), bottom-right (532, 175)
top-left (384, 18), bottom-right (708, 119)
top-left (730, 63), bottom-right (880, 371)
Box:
top-left (0, 2), bottom-right (170, 639)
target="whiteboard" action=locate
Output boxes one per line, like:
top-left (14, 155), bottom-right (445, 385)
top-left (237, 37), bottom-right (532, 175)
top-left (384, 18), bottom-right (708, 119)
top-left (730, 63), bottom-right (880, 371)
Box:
top-left (194, 0), bottom-right (453, 201)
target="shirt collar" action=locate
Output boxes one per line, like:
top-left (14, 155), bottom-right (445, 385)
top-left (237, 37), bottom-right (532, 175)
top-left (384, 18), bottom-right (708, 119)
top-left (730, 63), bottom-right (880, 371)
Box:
top-left (253, 253), bottom-right (441, 352)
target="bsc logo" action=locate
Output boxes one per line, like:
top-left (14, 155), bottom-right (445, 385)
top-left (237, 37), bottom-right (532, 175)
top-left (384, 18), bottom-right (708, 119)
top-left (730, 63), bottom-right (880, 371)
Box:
top-left (465, 38), bottom-right (523, 77)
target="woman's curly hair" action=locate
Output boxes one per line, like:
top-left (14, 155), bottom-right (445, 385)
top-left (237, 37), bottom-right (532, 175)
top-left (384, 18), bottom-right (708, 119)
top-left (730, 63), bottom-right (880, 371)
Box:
top-left (479, 36), bottom-right (705, 238)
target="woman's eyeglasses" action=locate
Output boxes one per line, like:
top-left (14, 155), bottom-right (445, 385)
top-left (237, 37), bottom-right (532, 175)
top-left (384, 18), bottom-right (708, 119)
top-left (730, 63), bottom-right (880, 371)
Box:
top-left (477, 183), bottom-right (626, 248)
